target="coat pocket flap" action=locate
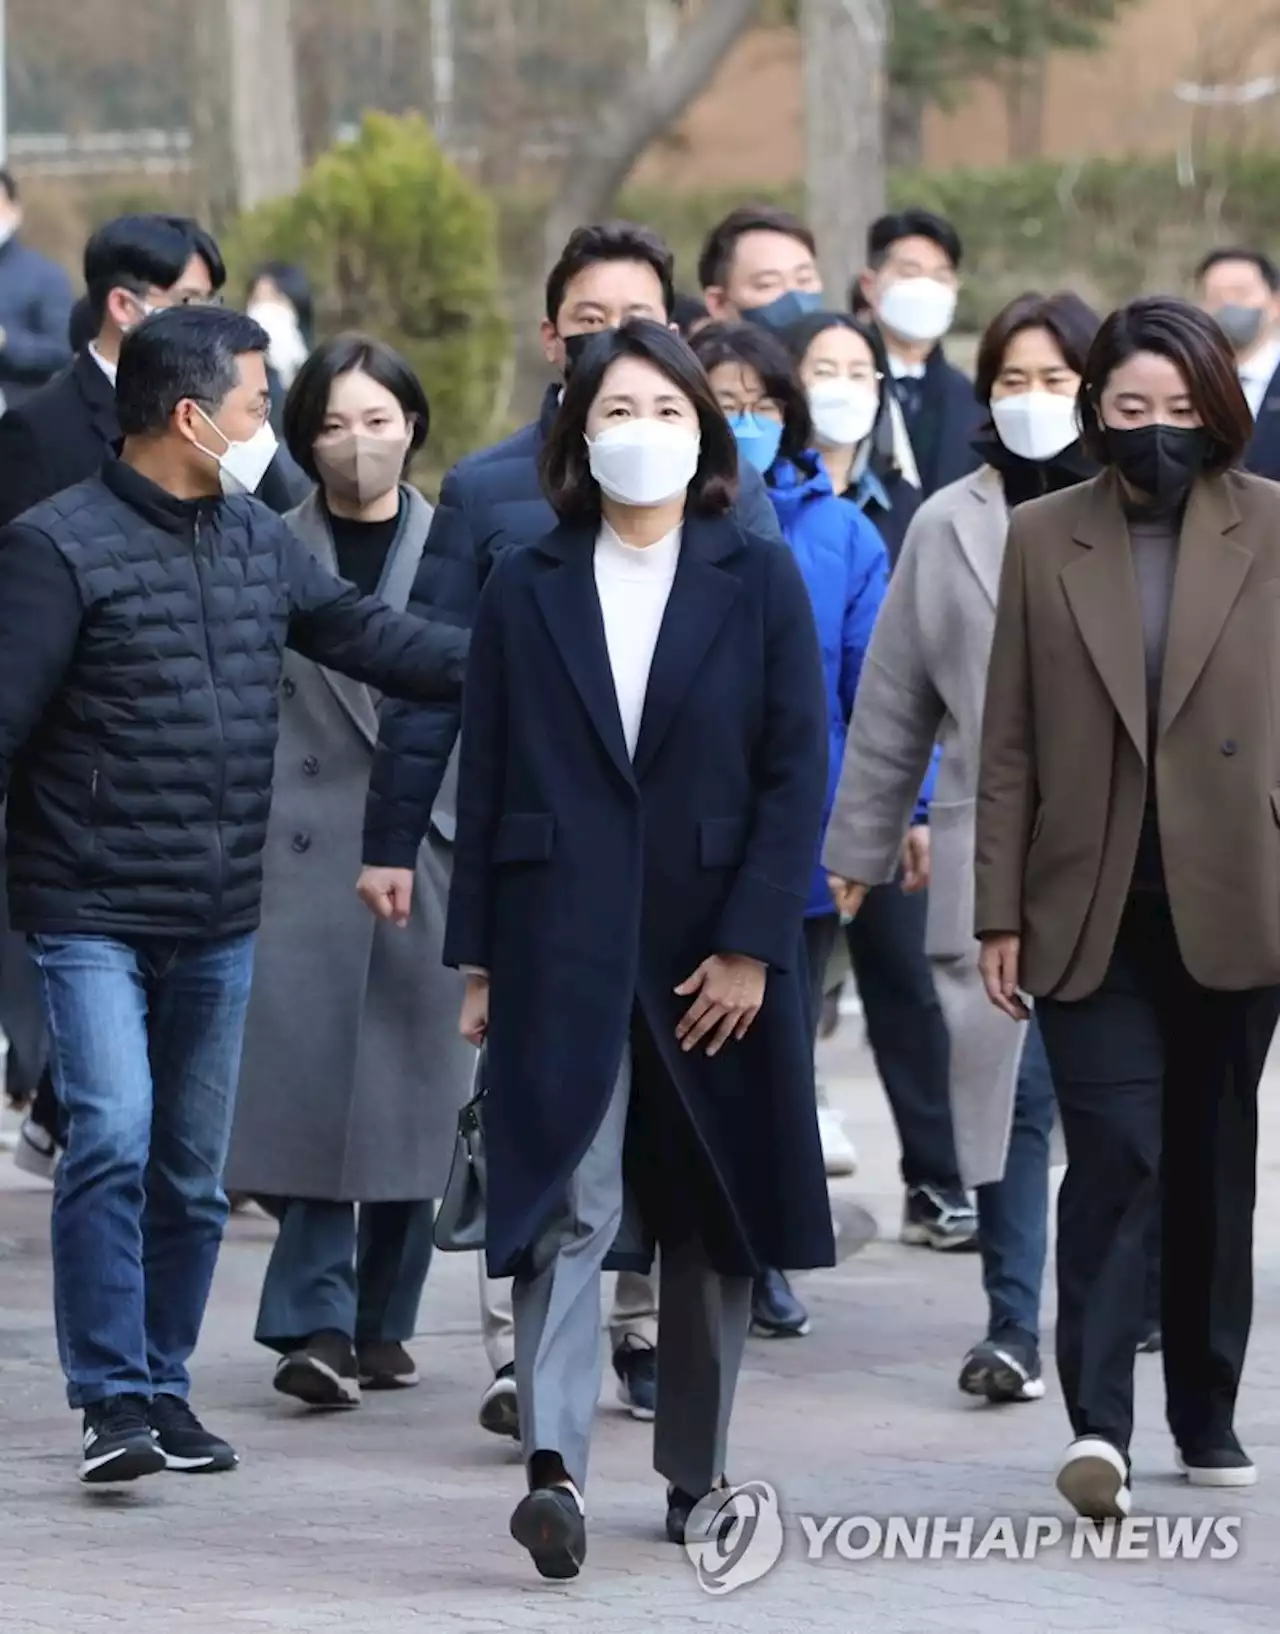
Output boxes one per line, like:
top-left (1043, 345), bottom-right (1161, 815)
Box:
top-left (494, 812), bottom-right (556, 864)
top-left (698, 816), bottom-right (749, 868)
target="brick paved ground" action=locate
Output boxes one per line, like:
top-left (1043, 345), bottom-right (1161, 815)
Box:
top-left (2, 1024), bottom-right (1278, 1633)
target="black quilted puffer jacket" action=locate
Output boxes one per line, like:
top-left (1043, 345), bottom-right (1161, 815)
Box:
top-left (0, 456), bottom-right (467, 938)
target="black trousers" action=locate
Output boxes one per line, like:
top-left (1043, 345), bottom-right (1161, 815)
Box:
top-left (1038, 893), bottom-right (1280, 1454)
top-left (807, 886), bottom-right (960, 1189)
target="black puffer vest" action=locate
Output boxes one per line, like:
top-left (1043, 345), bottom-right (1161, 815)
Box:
top-left (7, 459), bottom-right (298, 937)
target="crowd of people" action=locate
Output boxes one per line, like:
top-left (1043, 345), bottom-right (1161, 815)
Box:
top-left (1, 177), bottom-right (1279, 1580)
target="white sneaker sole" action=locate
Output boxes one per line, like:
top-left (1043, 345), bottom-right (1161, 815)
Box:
top-left (273, 1353), bottom-right (361, 1409)
top-left (1056, 1439), bottom-right (1131, 1520)
top-left (479, 1377), bottom-right (520, 1438)
top-left (1175, 1451), bottom-right (1258, 1488)
top-left (616, 1381), bottom-right (656, 1421)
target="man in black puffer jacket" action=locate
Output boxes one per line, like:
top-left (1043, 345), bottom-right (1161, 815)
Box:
top-left (0, 306), bottom-right (468, 1487)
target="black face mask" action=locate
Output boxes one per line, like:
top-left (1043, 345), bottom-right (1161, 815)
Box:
top-left (561, 328), bottom-right (615, 380)
top-left (1104, 422), bottom-right (1209, 504)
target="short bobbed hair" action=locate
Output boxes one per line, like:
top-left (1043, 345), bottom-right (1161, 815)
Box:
top-left (283, 332), bottom-right (430, 481)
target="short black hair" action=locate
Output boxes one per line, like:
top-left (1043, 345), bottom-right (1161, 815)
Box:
top-left (249, 260), bottom-right (316, 346)
top-left (284, 332), bottom-right (430, 481)
top-left (1194, 245), bottom-right (1280, 293)
top-left (697, 204), bottom-right (817, 293)
top-left (1078, 296), bottom-right (1254, 475)
top-left (673, 292), bottom-right (710, 337)
top-left (690, 320), bottom-right (812, 467)
top-left (0, 170), bottom-right (17, 205)
top-left (540, 318), bottom-right (738, 523)
top-left (974, 290), bottom-right (1102, 405)
top-left (115, 306), bottom-right (268, 438)
top-left (83, 213), bottom-right (227, 327)
top-left (544, 221), bottom-right (675, 325)
top-left (867, 208), bottom-right (963, 272)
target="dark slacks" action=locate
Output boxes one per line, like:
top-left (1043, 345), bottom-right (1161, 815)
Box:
top-left (1038, 893), bottom-right (1279, 1454)
top-left (808, 887), bottom-right (960, 1188)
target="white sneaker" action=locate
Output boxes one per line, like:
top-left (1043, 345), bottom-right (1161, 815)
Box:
top-left (817, 1107), bottom-right (857, 1177)
top-left (13, 1115), bottom-right (60, 1180)
top-left (1056, 1437), bottom-right (1131, 1520)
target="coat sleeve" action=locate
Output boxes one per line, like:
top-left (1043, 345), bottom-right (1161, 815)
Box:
top-left (974, 507), bottom-right (1035, 938)
top-left (823, 509), bottom-right (946, 887)
top-left (440, 557), bottom-right (508, 971)
top-left (1, 263), bottom-right (73, 382)
top-left (734, 459), bottom-right (785, 544)
top-left (282, 523), bottom-right (468, 702)
top-left (362, 465), bottom-right (482, 868)
top-left (0, 411), bottom-right (55, 529)
top-left (714, 544), bottom-right (828, 973)
top-left (0, 524), bottom-right (83, 796)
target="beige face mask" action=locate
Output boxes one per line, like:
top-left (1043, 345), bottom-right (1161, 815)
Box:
top-left (314, 431), bottom-right (410, 506)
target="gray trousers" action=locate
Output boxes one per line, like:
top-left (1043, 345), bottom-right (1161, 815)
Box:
top-left (513, 1044), bottom-right (752, 1494)
top-left (479, 1259), bottom-right (658, 1373)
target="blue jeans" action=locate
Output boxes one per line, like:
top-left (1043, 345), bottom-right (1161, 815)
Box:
top-left (29, 933), bottom-right (256, 1409)
top-left (976, 1015), bottom-right (1055, 1343)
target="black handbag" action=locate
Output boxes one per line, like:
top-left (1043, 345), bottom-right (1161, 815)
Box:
top-left (433, 1049), bottom-right (487, 1253)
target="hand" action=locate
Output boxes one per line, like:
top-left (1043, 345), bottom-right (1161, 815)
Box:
top-left (979, 934), bottom-right (1030, 1022)
top-left (357, 866), bottom-right (414, 927)
top-left (674, 954), bottom-right (767, 1056)
top-left (459, 974), bottom-right (490, 1047)
top-left (901, 826), bottom-right (931, 893)
top-left (828, 876), bottom-right (869, 919)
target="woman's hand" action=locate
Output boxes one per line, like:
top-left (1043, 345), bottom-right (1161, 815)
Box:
top-left (357, 867), bottom-right (415, 927)
top-left (674, 954), bottom-right (767, 1056)
top-left (901, 826), bottom-right (931, 893)
top-left (979, 934), bottom-right (1029, 1022)
top-left (459, 973), bottom-right (490, 1047)
top-left (828, 877), bottom-right (869, 919)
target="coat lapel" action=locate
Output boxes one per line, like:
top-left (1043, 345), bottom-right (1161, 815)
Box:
top-left (287, 492), bottom-right (377, 748)
top-left (1059, 473), bottom-right (1148, 763)
top-left (950, 467), bottom-right (1008, 606)
top-left (1158, 477), bottom-right (1250, 738)
top-left (632, 516), bottom-right (742, 780)
top-left (532, 524), bottom-right (637, 791)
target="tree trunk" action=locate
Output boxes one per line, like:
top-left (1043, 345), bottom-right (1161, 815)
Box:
top-left (885, 78), bottom-right (925, 169)
top-left (225, 0), bottom-right (304, 210)
top-left (540, 0), bottom-right (761, 274)
top-left (190, 3), bottom-right (238, 230)
top-left (802, 0), bottom-right (889, 299)
top-left (1004, 57), bottom-right (1047, 163)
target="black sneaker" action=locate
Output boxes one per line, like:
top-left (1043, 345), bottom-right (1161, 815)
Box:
top-left (80, 1395), bottom-right (166, 1484)
top-left (479, 1361), bottom-right (519, 1439)
top-left (509, 1483), bottom-right (587, 1580)
top-left (357, 1340), bottom-right (419, 1390)
top-left (148, 1395), bottom-right (238, 1473)
top-left (273, 1329), bottom-right (361, 1409)
top-left (1057, 1436), bottom-right (1132, 1520)
top-left (613, 1337), bottom-right (656, 1420)
top-left (901, 1183), bottom-right (979, 1251)
top-left (1137, 1325), bottom-right (1162, 1354)
top-left (958, 1327), bottom-right (1046, 1403)
top-left (751, 1268), bottom-right (810, 1336)
top-left (1177, 1431), bottom-right (1258, 1488)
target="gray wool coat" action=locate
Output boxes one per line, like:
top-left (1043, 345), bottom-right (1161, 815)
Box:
top-left (823, 465), bottom-right (1031, 1186)
top-left (224, 486), bottom-right (472, 1202)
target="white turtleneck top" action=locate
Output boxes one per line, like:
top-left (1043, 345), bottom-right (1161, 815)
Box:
top-left (593, 520), bottom-right (681, 758)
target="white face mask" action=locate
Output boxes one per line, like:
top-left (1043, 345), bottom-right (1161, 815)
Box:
top-left (586, 419), bottom-right (700, 508)
top-left (878, 277), bottom-right (958, 345)
top-left (989, 390), bottom-right (1081, 463)
top-left (807, 379), bottom-right (879, 449)
top-left (248, 300), bottom-right (309, 388)
top-left (192, 405), bottom-right (279, 498)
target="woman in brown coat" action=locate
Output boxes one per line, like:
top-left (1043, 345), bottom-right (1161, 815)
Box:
top-left (976, 296), bottom-right (1280, 1521)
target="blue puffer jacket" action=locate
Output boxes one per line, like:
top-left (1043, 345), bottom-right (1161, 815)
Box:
top-left (767, 454), bottom-right (934, 916)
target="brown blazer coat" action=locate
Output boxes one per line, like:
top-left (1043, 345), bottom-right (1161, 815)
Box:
top-left (976, 466), bottom-right (1280, 1001)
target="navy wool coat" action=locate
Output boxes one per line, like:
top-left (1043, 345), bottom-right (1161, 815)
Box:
top-left (443, 511), bottom-right (836, 1279)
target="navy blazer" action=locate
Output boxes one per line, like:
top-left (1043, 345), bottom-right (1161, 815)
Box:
top-left (1245, 358), bottom-right (1280, 481)
top-left (901, 345), bottom-right (985, 499)
top-left (444, 511), bottom-right (835, 1279)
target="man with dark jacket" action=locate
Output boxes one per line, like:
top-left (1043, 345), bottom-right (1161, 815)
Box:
top-left (858, 208), bottom-right (984, 499)
top-left (0, 212), bottom-right (309, 529)
top-left (1197, 244), bottom-right (1280, 481)
top-left (358, 220), bottom-right (784, 1443)
top-left (0, 306), bottom-right (467, 1486)
top-left (0, 169), bottom-right (73, 413)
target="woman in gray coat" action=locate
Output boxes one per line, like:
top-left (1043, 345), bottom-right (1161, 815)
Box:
top-left (224, 335), bottom-right (473, 1406)
top-left (824, 292), bottom-right (1102, 1406)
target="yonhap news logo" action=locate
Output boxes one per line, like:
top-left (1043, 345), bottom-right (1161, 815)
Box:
top-left (682, 1482), bottom-right (1242, 1594)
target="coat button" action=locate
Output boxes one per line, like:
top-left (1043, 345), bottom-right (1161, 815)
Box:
top-left (282, 678), bottom-right (297, 699)
top-left (1221, 740), bottom-right (1238, 756)
top-left (291, 833), bottom-right (311, 854)
top-left (302, 755), bottom-right (319, 776)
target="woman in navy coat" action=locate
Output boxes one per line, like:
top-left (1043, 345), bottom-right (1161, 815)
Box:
top-left (443, 320), bottom-right (833, 1578)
